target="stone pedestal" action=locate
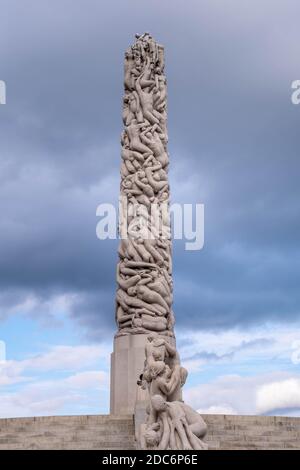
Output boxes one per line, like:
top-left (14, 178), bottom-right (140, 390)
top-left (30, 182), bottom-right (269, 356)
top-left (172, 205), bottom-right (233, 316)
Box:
top-left (110, 334), bottom-right (148, 415)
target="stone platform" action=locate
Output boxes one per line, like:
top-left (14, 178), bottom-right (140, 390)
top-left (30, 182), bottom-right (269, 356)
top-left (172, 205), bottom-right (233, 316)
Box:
top-left (0, 414), bottom-right (299, 450)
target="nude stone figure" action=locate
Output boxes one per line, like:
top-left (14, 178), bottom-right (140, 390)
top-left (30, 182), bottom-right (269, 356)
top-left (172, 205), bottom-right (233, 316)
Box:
top-left (124, 50), bottom-right (135, 91)
top-left (140, 130), bottom-right (169, 168)
top-left (149, 395), bottom-right (208, 450)
top-left (154, 75), bottom-right (167, 111)
top-left (126, 119), bottom-right (153, 156)
top-left (145, 164), bottom-right (169, 193)
top-left (135, 75), bottom-right (162, 125)
top-left (137, 326), bottom-right (206, 450)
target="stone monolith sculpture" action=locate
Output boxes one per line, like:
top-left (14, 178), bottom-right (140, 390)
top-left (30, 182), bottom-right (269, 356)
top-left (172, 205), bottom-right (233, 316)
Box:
top-left (110, 32), bottom-right (174, 415)
top-left (110, 33), bottom-right (207, 450)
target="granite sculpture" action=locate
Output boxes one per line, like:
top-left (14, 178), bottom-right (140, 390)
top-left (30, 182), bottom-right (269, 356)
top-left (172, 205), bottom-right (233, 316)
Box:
top-left (137, 333), bottom-right (208, 450)
top-left (116, 32), bottom-right (174, 338)
top-left (112, 33), bottom-right (208, 449)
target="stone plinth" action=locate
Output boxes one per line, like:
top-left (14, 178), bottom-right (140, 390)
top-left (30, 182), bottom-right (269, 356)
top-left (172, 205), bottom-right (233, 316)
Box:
top-left (110, 334), bottom-right (148, 415)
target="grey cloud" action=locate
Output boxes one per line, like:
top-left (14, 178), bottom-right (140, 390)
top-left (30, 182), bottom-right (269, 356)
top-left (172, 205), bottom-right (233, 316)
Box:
top-left (0, 0), bottom-right (299, 337)
top-left (264, 407), bottom-right (300, 417)
top-left (182, 338), bottom-right (275, 364)
top-left (183, 351), bottom-right (234, 363)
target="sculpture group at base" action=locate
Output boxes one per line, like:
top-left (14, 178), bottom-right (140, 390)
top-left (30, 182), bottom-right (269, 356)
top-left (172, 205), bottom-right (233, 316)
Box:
top-left (137, 333), bottom-right (208, 450)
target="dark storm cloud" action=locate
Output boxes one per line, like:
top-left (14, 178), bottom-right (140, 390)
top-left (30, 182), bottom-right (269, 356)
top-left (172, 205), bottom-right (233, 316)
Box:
top-left (0, 0), bottom-right (299, 336)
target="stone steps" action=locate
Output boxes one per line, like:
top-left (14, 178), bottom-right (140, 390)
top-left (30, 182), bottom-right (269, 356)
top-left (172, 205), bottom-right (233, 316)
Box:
top-left (0, 415), bottom-right (135, 450)
top-left (202, 414), bottom-right (300, 449)
top-left (0, 413), bottom-right (299, 450)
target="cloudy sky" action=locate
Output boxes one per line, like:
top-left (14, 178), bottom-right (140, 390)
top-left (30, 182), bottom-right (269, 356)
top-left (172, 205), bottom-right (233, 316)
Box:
top-left (0, 0), bottom-right (300, 418)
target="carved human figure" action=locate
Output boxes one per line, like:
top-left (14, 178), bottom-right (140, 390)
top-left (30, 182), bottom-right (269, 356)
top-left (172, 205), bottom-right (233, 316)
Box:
top-left (145, 334), bottom-right (177, 366)
top-left (148, 395), bottom-right (208, 450)
top-left (137, 328), bottom-right (206, 450)
top-left (126, 119), bottom-right (153, 156)
top-left (147, 362), bottom-right (186, 405)
top-left (154, 74), bottom-right (167, 111)
top-left (140, 130), bottom-right (169, 168)
top-left (124, 50), bottom-right (135, 91)
top-left (132, 315), bottom-right (167, 332)
top-left (135, 75), bottom-right (162, 125)
top-left (145, 164), bottom-right (169, 193)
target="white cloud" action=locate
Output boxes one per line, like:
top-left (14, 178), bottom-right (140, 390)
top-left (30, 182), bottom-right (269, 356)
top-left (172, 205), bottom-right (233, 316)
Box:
top-left (256, 378), bottom-right (300, 414)
top-left (197, 404), bottom-right (237, 415)
top-left (0, 344), bottom-right (110, 417)
top-left (0, 292), bottom-right (74, 325)
top-left (184, 371), bottom-right (300, 416)
top-left (20, 344), bottom-right (110, 371)
top-left (0, 343), bottom-right (110, 380)
top-left (0, 369), bottom-right (109, 418)
top-left (0, 343), bottom-right (111, 391)
top-left (178, 324), bottom-right (300, 372)
top-left (0, 361), bottom-right (28, 386)
top-left (64, 370), bottom-right (108, 389)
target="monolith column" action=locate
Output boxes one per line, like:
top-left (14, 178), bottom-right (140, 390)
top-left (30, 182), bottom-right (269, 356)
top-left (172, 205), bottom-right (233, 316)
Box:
top-left (110, 33), bottom-right (175, 415)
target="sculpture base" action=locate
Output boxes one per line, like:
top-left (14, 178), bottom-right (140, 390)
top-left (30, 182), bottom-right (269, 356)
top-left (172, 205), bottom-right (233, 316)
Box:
top-left (110, 334), bottom-right (148, 415)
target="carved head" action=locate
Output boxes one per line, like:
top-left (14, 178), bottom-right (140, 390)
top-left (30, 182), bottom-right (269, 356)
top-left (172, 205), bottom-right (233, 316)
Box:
top-left (149, 361), bottom-right (165, 379)
top-left (151, 394), bottom-right (167, 412)
top-left (127, 286), bottom-right (137, 296)
top-left (123, 179), bottom-right (132, 188)
top-left (147, 332), bottom-right (158, 342)
top-left (144, 428), bottom-right (159, 448)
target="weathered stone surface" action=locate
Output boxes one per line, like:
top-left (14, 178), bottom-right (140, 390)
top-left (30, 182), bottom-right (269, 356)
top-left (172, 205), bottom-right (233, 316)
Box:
top-left (0, 415), bottom-right (135, 450)
top-left (0, 414), bottom-right (299, 450)
top-left (115, 33), bottom-right (173, 339)
top-left (110, 333), bottom-right (148, 415)
top-left (111, 32), bottom-right (175, 417)
top-left (202, 414), bottom-right (300, 450)
top-left (137, 334), bottom-right (207, 450)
